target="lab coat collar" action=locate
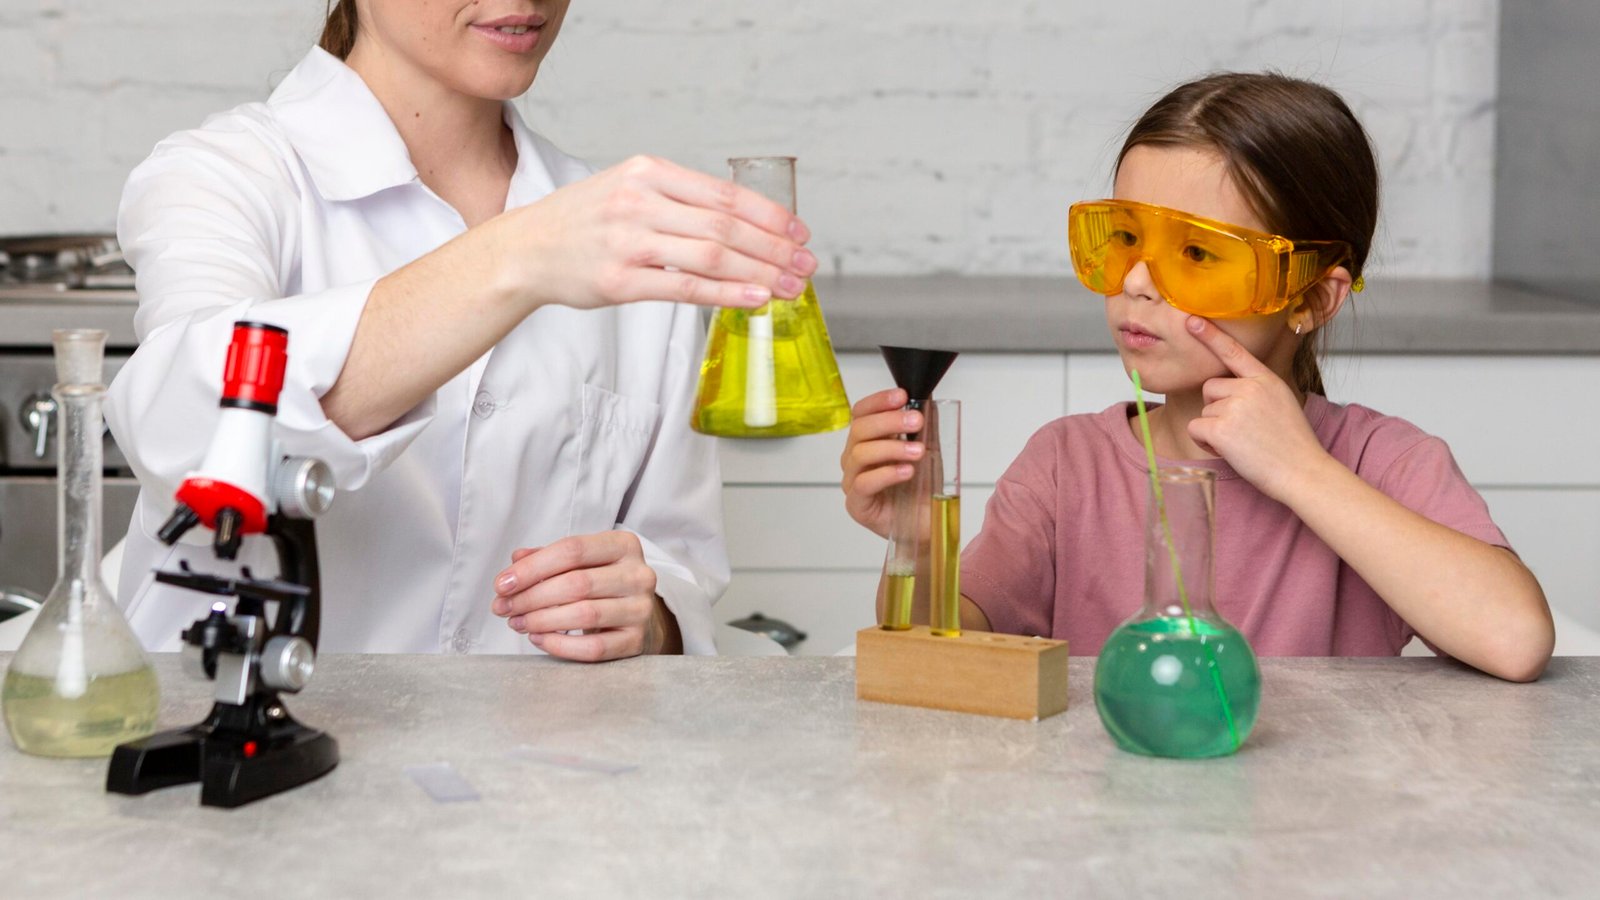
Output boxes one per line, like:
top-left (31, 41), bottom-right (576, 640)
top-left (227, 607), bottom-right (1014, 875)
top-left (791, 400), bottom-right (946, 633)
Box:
top-left (270, 47), bottom-right (418, 201)
top-left (270, 46), bottom-right (557, 205)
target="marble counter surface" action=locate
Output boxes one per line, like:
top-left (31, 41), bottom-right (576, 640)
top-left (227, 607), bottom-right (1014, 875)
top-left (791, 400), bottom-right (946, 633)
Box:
top-left (1, 654), bottom-right (1596, 898)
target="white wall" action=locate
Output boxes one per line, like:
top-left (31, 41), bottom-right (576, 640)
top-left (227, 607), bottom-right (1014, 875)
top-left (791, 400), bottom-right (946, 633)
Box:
top-left (1, 0), bottom-right (1497, 277)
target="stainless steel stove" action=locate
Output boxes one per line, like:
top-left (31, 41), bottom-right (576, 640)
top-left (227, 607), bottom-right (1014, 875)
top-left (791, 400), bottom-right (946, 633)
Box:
top-left (0, 234), bottom-right (141, 618)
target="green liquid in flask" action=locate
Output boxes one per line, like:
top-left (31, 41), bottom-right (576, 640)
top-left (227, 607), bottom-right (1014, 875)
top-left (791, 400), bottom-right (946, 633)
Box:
top-left (2, 666), bottom-right (159, 758)
top-left (1093, 617), bottom-right (1260, 759)
top-left (691, 282), bottom-right (851, 437)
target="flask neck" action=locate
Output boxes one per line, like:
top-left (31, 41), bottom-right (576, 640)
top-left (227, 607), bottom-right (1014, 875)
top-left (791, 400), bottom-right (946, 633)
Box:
top-left (1140, 467), bottom-right (1219, 621)
top-left (53, 384), bottom-right (106, 588)
top-left (729, 156), bottom-right (796, 213)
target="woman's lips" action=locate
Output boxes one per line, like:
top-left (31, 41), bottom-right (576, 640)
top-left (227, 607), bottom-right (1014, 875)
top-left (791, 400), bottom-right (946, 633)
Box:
top-left (1118, 324), bottom-right (1161, 350)
top-left (471, 21), bottom-right (545, 54)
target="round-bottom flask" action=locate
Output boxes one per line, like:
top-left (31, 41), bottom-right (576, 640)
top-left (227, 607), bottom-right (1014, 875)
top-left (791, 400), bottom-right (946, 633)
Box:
top-left (1093, 467), bottom-right (1260, 758)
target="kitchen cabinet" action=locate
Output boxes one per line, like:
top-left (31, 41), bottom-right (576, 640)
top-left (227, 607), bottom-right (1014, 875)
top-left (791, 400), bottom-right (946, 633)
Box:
top-left (718, 351), bottom-right (1600, 656)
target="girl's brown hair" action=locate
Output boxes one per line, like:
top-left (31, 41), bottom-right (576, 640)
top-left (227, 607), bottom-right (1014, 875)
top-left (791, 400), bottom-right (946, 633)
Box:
top-left (1116, 72), bottom-right (1380, 396)
top-left (319, 0), bottom-right (360, 60)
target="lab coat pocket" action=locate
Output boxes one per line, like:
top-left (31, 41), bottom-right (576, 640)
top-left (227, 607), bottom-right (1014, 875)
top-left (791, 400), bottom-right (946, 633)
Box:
top-left (569, 383), bottom-right (661, 536)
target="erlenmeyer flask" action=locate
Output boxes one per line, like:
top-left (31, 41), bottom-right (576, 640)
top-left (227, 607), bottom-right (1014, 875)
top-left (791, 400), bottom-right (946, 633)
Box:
top-left (691, 157), bottom-right (850, 437)
top-left (2, 330), bottom-right (157, 758)
top-left (1093, 467), bottom-right (1259, 758)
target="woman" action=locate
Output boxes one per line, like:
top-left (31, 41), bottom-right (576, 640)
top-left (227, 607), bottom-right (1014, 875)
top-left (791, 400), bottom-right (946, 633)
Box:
top-left (106, 0), bottom-right (817, 660)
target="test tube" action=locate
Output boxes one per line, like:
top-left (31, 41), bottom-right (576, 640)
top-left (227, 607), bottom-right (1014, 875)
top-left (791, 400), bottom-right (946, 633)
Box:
top-left (927, 399), bottom-right (961, 637)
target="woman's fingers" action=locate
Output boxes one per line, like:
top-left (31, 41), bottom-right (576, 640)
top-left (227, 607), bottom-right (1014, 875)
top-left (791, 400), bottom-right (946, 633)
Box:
top-left (649, 201), bottom-right (816, 280)
top-left (498, 564), bottom-right (653, 617)
top-left (511, 595), bottom-right (648, 634)
top-left (531, 628), bottom-right (643, 663)
top-left (636, 156), bottom-right (807, 242)
top-left (630, 234), bottom-right (803, 300)
top-left (622, 267), bottom-right (773, 309)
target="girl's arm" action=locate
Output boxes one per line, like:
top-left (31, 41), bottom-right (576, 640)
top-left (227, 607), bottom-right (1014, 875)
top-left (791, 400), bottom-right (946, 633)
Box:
top-left (1184, 316), bottom-right (1554, 681)
top-left (1283, 457), bottom-right (1552, 681)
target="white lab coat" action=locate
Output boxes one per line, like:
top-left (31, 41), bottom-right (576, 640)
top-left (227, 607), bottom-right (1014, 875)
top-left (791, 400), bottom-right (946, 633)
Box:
top-left (105, 47), bottom-right (728, 655)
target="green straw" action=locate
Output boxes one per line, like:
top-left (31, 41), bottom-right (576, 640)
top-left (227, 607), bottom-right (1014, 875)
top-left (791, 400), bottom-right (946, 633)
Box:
top-left (1131, 369), bottom-right (1240, 751)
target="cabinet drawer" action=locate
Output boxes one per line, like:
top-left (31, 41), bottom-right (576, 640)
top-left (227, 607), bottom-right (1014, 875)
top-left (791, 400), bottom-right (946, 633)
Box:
top-left (1322, 356), bottom-right (1600, 487)
top-left (717, 352), bottom-right (1065, 486)
top-left (1480, 487), bottom-right (1600, 654)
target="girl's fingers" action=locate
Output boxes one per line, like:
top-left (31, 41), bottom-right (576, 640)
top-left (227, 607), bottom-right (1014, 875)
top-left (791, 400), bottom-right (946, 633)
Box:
top-left (846, 462), bottom-right (915, 500)
top-left (532, 628), bottom-right (643, 663)
top-left (846, 438), bottom-right (923, 479)
top-left (512, 596), bottom-right (644, 634)
top-left (848, 407), bottom-right (922, 447)
top-left (851, 388), bottom-right (908, 418)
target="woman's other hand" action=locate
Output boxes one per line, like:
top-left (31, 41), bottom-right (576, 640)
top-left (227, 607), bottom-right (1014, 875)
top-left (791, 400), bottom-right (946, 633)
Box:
top-left (500, 154), bottom-right (817, 312)
top-left (840, 388), bottom-right (925, 538)
top-left (490, 531), bottom-right (681, 661)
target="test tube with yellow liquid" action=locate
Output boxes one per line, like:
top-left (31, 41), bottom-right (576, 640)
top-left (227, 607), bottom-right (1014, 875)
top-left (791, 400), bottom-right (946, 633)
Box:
top-left (875, 347), bottom-right (958, 630)
top-left (926, 399), bottom-right (961, 637)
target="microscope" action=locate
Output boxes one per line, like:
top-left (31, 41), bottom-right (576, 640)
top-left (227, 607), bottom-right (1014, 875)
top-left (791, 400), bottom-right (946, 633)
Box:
top-left (106, 321), bottom-right (340, 808)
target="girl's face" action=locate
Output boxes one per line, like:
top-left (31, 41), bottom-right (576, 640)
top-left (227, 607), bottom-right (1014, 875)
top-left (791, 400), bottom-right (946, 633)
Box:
top-left (354, 1), bottom-right (572, 100)
top-left (1106, 145), bottom-right (1303, 395)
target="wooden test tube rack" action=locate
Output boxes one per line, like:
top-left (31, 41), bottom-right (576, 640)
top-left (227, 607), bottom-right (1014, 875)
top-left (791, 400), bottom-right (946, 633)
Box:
top-left (855, 626), bottom-right (1071, 721)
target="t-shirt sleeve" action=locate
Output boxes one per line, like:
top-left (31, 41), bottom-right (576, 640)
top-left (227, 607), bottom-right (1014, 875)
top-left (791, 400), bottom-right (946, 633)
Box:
top-left (1375, 435), bottom-right (1509, 551)
top-left (961, 429), bottom-right (1059, 638)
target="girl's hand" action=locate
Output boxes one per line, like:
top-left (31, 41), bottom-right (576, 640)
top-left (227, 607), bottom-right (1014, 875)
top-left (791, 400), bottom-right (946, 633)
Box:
top-left (840, 388), bottom-right (925, 538)
top-left (1184, 315), bottom-right (1332, 503)
top-left (499, 155), bottom-right (817, 312)
top-left (490, 532), bottom-right (680, 661)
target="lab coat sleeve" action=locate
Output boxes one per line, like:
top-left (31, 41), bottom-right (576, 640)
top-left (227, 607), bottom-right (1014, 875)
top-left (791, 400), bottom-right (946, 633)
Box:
top-left (105, 130), bottom-right (435, 540)
top-left (616, 303), bottom-right (730, 656)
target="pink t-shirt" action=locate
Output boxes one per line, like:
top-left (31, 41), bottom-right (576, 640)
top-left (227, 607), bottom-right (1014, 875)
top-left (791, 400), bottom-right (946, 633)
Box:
top-left (961, 394), bottom-right (1509, 656)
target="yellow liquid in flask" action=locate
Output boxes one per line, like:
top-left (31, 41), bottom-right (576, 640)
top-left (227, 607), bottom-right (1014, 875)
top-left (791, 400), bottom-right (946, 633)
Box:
top-left (691, 281), bottom-right (850, 437)
top-left (883, 568), bottom-right (916, 630)
top-left (2, 666), bottom-right (159, 758)
top-left (929, 494), bottom-right (961, 636)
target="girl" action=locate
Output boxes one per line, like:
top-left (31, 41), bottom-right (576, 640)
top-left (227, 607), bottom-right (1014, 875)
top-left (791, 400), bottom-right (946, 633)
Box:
top-left (107, 1), bottom-right (818, 660)
top-left (839, 73), bottom-right (1554, 682)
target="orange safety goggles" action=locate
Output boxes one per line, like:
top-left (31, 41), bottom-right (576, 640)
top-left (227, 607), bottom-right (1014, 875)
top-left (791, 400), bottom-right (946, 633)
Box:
top-left (1068, 199), bottom-right (1362, 318)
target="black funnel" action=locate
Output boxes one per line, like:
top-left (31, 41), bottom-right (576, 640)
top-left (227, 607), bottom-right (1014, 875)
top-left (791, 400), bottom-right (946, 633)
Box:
top-left (880, 345), bottom-right (958, 407)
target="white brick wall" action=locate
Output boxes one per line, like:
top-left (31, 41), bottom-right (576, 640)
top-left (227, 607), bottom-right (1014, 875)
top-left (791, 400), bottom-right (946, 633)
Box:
top-left (1, 0), bottom-right (1498, 277)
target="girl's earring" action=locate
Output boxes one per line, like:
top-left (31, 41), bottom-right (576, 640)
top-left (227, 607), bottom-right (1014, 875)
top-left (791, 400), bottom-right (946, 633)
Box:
top-left (1293, 320), bottom-right (1304, 336)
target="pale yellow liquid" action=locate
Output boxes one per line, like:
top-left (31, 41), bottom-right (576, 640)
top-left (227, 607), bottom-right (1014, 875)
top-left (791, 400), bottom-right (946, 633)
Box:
top-left (2, 666), bottom-right (159, 758)
top-left (883, 570), bottom-right (915, 630)
top-left (929, 494), bottom-right (961, 636)
top-left (691, 282), bottom-right (851, 437)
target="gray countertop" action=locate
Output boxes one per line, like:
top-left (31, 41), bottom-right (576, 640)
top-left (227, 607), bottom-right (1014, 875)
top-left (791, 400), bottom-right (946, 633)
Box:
top-left (1, 654), bottom-right (1596, 898)
top-left (4, 277), bottom-right (1600, 355)
top-left (816, 276), bottom-right (1600, 353)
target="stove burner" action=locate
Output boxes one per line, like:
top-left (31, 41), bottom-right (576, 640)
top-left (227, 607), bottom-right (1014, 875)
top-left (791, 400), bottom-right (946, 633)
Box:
top-left (0, 233), bottom-right (134, 291)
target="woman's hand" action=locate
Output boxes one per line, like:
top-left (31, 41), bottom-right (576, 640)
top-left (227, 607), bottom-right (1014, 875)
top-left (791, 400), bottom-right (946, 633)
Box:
top-left (500, 155), bottom-right (817, 312)
top-left (840, 388), bottom-right (925, 538)
top-left (1183, 315), bottom-right (1333, 503)
top-left (490, 531), bottom-right (680, 661)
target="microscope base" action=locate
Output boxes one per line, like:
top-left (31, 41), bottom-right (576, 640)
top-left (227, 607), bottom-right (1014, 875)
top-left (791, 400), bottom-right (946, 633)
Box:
top-left (106, 704), bottom-right (338, 808)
